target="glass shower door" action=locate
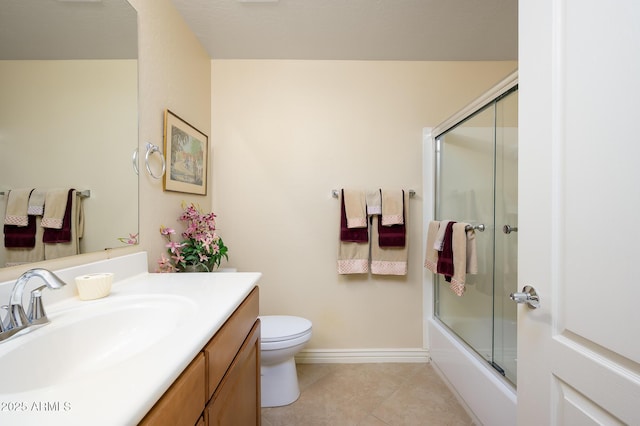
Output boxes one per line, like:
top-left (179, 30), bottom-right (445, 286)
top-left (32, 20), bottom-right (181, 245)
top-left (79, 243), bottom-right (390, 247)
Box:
top-left (493, 90), bottom-right (518, 385)
top-left (434, 104), bottom-right (496, 362)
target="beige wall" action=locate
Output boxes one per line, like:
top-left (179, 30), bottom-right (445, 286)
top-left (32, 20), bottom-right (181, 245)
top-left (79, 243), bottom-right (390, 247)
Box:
top-left (211, 60), bottom-right (516, 349)
top-left (130, 0), bottom-right (212, 272)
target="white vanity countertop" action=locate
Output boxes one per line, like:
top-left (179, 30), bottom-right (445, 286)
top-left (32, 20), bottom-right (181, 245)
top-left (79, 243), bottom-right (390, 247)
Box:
top-left (0, 268), bottom-right (261, 426)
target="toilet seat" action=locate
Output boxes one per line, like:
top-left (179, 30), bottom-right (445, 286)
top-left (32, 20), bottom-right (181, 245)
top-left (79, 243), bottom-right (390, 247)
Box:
top-left (260, 315), bottom-right (312, 343)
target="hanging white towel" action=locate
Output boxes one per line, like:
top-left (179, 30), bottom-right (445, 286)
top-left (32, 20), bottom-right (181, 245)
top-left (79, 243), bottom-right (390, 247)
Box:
top-left (343, 189), bottom-right (367, 229)
top-left (4, 188), bottom-right (32, 227)
top-left (366, 190), bottom-right (381, 216)
top-left (449, 222), bottom-right (478, 296)
top-left (381, 189), bottom-right (404, 226)
top-left (27, 188), bottom-right (46, 216)
top-left (433, 219), bottom-right (452, 250)
top-left (424, 220), bottom-right (440, 273)
top-left (41, 189), bottom-right (70, 229)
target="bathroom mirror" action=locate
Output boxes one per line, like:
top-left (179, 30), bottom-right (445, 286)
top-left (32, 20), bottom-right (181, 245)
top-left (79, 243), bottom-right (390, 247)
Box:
top-left (0, 0), bottom-right (138, 268)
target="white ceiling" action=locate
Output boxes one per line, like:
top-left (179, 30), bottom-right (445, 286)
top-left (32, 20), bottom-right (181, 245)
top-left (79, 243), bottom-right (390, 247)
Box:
top-left (171, 0), bottom-right (518, 61)
top-left (1, 0), bottom-right (517, 61)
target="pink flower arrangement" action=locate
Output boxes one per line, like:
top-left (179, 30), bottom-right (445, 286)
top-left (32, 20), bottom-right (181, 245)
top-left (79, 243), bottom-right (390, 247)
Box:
top-left (117, 233), bottom-right (139, 245)
top-left (157, 202), bottom-right (228, 273)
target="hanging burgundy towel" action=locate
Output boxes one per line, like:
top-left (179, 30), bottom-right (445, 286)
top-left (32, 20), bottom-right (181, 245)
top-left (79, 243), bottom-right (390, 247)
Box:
top-left (4, 215), bottom-right (37, 248)
top-left (437, 220), bottom-right (456, 280)
top-left (340, 189), bottom-right (368, 243)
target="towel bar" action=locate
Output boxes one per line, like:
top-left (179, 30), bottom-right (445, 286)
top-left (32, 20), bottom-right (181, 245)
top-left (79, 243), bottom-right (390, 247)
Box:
top-left (331, 189), bottom-right (416, 199)
top-left (465, 224), bottom-right (485, 232)
top-left (0, 190), bottom-right (90, 198)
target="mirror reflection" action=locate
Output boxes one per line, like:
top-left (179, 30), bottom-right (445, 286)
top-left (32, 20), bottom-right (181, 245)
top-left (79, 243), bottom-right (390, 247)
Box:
top-left (0, 0), bottom-right (138, 268)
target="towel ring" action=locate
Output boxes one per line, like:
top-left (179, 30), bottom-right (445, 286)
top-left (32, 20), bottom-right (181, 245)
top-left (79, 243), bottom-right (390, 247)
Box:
top-left (145, 143), bottom-right (166, 179)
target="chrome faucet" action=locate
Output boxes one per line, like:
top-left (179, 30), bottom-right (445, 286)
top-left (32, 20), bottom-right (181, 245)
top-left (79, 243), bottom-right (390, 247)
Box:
top-left (0, 268), bottom-right (67, 342)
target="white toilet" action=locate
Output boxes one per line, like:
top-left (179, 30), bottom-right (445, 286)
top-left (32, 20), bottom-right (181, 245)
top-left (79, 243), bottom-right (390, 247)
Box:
top-left (259, 315), bottom-right (312, 408)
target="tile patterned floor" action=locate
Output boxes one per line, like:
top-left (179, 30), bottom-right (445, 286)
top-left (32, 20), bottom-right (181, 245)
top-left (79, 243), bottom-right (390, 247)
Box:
top-left (261, 363), bottom-right (474, 426)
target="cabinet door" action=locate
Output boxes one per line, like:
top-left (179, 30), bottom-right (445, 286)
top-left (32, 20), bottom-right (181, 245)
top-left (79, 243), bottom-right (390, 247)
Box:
top-left (205, 287), bottom-right (259, 400)
top-left (207, 320), bottom-right (261, 426)
top-left (140, 353), bottom-right (206, 426)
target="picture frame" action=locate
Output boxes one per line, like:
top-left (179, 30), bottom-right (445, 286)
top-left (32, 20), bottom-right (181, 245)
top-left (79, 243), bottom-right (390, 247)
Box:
top-left (163, 110), bottom-right (208, 195)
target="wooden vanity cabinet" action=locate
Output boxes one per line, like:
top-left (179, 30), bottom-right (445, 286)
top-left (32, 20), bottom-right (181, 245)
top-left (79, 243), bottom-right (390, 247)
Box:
top-left (140, 287), bottom-right (260, 426)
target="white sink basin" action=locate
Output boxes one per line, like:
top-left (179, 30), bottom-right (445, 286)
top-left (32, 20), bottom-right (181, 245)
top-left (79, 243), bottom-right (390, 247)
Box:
top-left (0, 294), bottom-right (197, 394)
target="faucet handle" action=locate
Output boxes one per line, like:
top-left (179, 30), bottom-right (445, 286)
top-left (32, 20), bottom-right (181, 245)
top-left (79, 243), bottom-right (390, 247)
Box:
top-left (8, 303), bottom-right (29, 329)
top-left (0, 305), bottom-right (8, 332)
top-left (27, 285), bottom-right (49, 325)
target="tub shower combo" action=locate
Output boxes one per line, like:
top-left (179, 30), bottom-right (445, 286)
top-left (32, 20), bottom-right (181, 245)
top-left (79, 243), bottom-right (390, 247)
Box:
top-left (425, 71), bottom-right (518, 425)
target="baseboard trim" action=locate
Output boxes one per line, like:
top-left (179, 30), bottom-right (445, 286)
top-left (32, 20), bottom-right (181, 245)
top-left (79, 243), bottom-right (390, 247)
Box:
top-left (295, 348), bottom-right (430, 364)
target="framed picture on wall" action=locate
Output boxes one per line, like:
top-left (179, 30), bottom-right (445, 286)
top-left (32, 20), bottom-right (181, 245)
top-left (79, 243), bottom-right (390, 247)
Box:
top-left (163, 110), bottom-right (208, 195)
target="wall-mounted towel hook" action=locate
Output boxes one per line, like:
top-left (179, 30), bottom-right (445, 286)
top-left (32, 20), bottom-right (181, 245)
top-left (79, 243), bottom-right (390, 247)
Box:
top-left (145, 143), bottom-right (165, 179)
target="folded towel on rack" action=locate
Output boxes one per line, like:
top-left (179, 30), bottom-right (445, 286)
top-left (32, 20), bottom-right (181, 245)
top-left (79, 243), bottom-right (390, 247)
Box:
top-left (371, 191), bottom-right (409, 275)
top-left (366, 190), bottom-right (381, 215)
top-left (381, 189), bottom-right (404, 226)
top-left (433, 220), bottom-right (452, 250)
top-left (43, 189), bottom-right (75, 243)
top-left (343, 189), bottom-right (367, 229)
top-left (436, 221), bottom-right (456, 278)
top-left (424, 220), bottom-right (440, 273)
top-left (41, 189), bottom-right (71, 229)
top-left (378, 190), bottom-right (405, 247)
top-left (340, 190), bottom-right (368, 243)
top-left (4, 188), bottom-right (33, 227)
top-left (449, 223), bottom-right (478, 296)
top-left (27, 188), bottom-right (46, 216)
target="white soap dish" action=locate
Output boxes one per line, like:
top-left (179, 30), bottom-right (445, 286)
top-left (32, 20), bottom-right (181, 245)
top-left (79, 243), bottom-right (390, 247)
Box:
top-left (75, 273), bottom-right (114, 300)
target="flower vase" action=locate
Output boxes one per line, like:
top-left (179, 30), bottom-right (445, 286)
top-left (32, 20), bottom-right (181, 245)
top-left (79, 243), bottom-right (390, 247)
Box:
top-left (181, 263), bottom-right (209, 273)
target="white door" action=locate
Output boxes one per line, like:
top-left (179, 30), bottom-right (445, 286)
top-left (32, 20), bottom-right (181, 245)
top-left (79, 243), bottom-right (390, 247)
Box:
top-left (518, 0), bottom-right (640, 424)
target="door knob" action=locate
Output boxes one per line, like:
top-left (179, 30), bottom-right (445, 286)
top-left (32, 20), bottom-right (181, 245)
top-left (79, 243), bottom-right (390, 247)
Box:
top-left (503, 224), bottom-right (518, 234)
top-left (510, 285), bottom-right (539, 309)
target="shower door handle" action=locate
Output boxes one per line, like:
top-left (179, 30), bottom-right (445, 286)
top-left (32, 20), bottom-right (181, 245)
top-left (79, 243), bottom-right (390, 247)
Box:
top-left (510, 285), bottom-right (540, 309)
top-left (503, 224), bottom-right (518, 234)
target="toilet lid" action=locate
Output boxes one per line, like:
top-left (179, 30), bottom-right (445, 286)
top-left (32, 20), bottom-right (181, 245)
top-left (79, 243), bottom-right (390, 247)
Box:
top-left (260, 315), bottom-right (312, 343)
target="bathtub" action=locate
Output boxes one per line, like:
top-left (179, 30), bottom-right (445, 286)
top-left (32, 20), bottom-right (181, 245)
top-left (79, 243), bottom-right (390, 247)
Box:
top-left (429, 317), bottom-right (517, 426)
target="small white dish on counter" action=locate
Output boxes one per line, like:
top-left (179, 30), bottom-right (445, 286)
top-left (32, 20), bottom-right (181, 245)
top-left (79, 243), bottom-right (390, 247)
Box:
top-left (75, 272), bottom-right (114, 300)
